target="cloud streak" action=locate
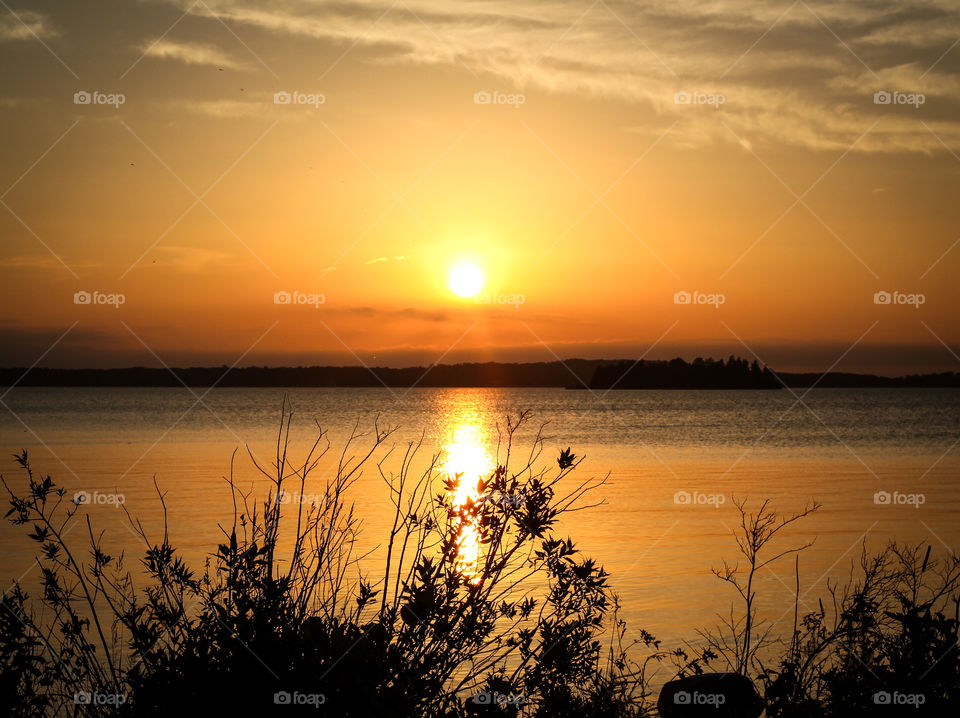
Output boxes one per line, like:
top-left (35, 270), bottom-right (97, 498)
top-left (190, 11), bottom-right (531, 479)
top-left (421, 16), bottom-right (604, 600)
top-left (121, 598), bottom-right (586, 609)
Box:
top-left (142, 38), bottom-right (245, 69)
top-left (0, 11), bottom-right (57, 42)
top-left (158, 0), bottom-right (960, 152)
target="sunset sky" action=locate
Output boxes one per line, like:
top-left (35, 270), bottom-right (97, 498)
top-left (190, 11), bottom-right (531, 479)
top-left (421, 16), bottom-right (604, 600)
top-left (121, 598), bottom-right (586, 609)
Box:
top-left (1, 0), bottom-right (958, 373)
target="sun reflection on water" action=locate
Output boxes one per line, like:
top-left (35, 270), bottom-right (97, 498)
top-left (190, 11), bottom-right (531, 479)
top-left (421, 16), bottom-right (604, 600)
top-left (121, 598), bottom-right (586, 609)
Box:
top-left (440, 417), bottom-right (495, 581)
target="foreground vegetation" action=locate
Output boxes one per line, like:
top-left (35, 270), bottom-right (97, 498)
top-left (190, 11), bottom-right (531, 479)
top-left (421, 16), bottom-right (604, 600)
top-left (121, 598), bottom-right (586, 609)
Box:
top-left (1, 407), bottom-right (958, 716)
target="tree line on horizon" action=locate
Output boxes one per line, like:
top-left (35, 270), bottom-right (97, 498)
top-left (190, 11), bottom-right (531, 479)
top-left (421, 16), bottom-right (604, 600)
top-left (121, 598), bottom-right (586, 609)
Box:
top-left (0, 358), bottom-right (958, 389)
top-left (588, 356), bottom-right (780, 390)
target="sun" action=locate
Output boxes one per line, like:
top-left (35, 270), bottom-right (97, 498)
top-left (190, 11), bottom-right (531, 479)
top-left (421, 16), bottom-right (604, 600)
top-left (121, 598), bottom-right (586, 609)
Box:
top-left (448, 261), bottom-right (485, 298)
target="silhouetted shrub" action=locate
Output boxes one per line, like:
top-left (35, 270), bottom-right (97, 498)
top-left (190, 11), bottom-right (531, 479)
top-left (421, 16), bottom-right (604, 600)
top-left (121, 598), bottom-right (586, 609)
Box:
top-left (760, 544), bottom-right (960, 717)
top-left (1, 406), bottom-right (703, 716)
top-left (699, 499), bottom-right (960, 717)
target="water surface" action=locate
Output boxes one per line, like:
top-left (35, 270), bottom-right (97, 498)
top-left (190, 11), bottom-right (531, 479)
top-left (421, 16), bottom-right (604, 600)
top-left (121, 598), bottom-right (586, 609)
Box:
top-left (1, 387), bottom-right (957, 652)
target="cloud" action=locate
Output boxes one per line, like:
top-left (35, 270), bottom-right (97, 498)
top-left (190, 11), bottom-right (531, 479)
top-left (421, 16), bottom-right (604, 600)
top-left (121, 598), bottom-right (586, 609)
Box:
top-left (142, 38), bottom-right (245, 69)
top-left (169, 98), bottom-right (268, 118)
top-left (155, 0), bottom-right (960, 153)
top-left (334, 305), bottom-right (449, 322)
top-left (365, 255), bottom-right (412, 264)
top-left (151, 245), bottom-right (238, 272)
top-left (0, 11), bottom-right (57, 41)
top-left (161, 94), bottom-right (341, 120)
top-left (0, 255), bottom-right (96, 271)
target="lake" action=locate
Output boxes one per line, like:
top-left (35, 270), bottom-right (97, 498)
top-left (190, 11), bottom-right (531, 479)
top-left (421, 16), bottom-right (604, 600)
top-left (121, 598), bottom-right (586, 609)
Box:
top-left (1, 386), bottom-right (957, 668)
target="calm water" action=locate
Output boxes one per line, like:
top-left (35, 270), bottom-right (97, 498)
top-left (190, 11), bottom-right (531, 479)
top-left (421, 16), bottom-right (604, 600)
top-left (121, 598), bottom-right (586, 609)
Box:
top-left (1, 387), bottom-right (958, 656)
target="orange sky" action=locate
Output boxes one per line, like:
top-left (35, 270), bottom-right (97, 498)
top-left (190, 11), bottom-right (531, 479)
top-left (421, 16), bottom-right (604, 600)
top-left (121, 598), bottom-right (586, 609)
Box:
top-left (1, 1), bottom-right (958, 373)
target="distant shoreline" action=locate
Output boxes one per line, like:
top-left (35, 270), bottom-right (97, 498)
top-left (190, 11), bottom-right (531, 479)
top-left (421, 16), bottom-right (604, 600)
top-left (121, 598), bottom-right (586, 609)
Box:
top-left (2, 359), bottom-right (958, 389)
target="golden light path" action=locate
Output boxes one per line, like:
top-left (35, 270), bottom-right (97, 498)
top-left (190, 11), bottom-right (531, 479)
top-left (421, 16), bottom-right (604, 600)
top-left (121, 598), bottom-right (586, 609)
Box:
top-left (440, 416), bottom-right (495, 581)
